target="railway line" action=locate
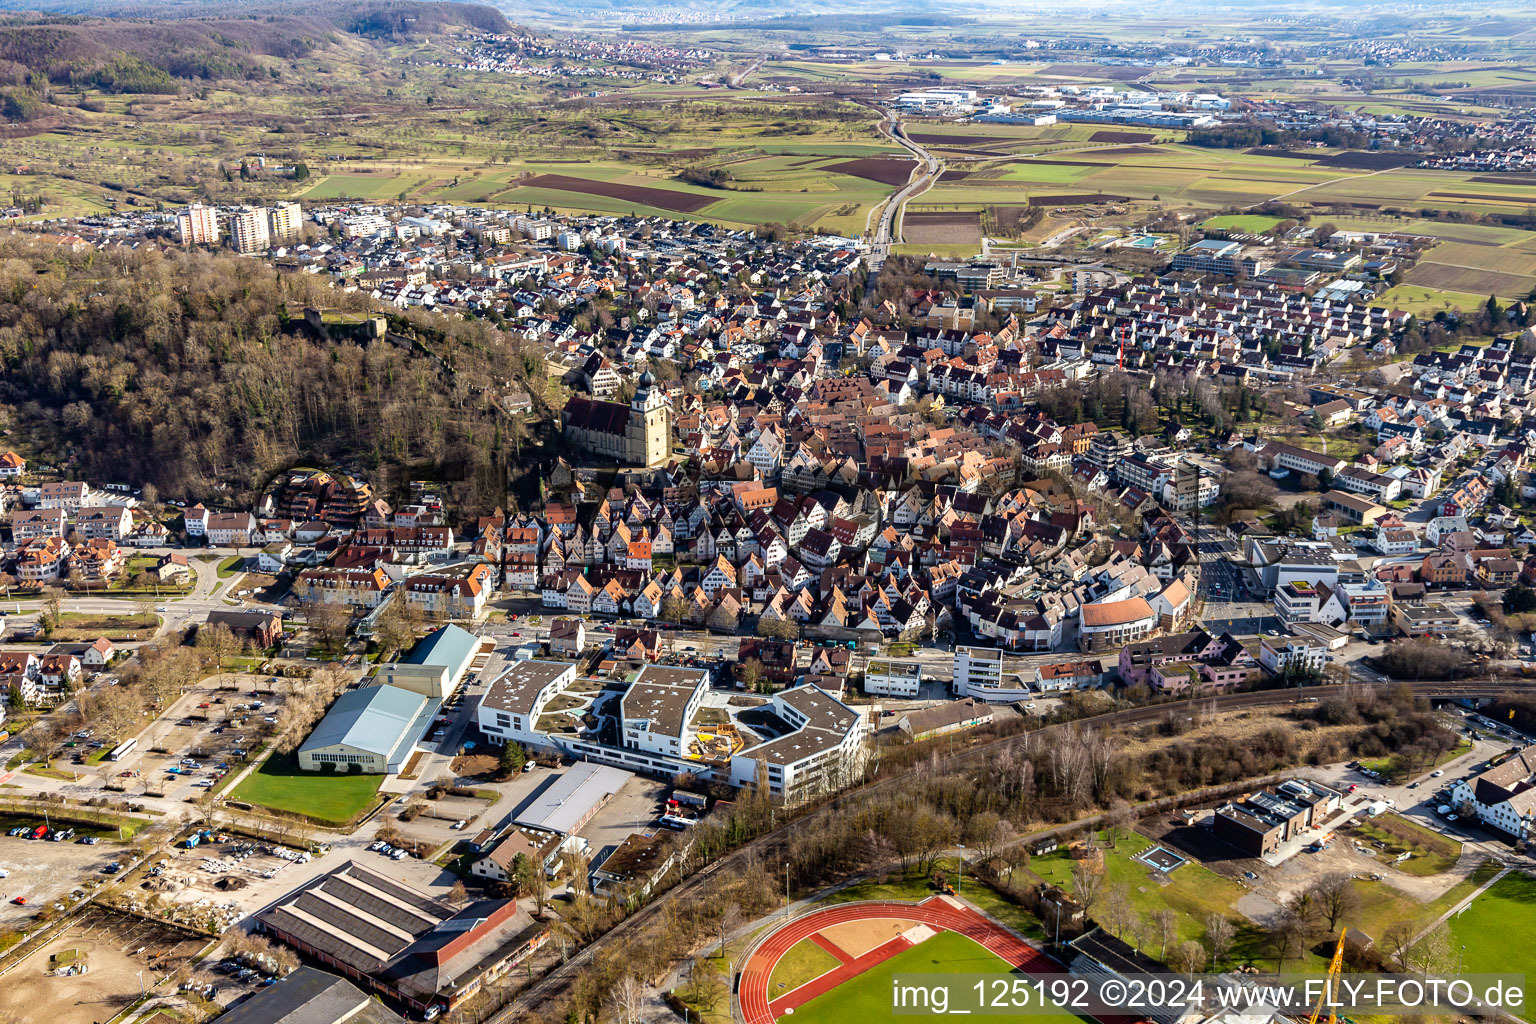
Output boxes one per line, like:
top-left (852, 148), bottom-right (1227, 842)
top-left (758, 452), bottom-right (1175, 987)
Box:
top-left (487, 677), bottom-right (1532, 1020)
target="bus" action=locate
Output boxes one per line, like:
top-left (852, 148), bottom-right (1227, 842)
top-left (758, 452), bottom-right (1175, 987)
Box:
top-left (107, 738), bottom-right (136, 761)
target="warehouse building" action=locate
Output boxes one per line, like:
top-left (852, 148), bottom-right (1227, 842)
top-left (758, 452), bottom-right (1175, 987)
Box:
top-left (214, 966), bottom-right (405, 1024)
top-left (371, 623), bottom-right (481, 699)
top-left (297, 684), bottom-right (436, 774)
top-left (255, 861), bottom-right (546, 1019)
top-left (513, 762), bottom-right (633, 836)
top-left (296, 625), bottom-right (480, 774)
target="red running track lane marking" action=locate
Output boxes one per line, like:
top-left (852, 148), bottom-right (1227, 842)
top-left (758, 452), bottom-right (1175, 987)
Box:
top-left (807, 932), bottom-right (854, 963)
top-left (738, 897), bottom-right (1064, 1024)
top-left (769, 933), bottom-right (914, 1017)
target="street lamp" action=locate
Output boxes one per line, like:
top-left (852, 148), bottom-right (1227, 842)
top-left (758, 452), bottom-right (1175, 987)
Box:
top-left (956, 844), bottom-right (965, 895)
top-left (784, 861), bottom-right (791, 920)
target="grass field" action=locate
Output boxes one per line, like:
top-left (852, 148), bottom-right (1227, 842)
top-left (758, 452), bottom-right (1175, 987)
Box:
top-left (1203, 214), bottom-right (1283, 232)
top-left (51, 612), bottom-right (159, 642)
top-left (1445, 871), bottom-right (1536, 980)
top-left (1377, 284), bottom-right (1498, 317)
top-left (1026, 833), bottom-right (1246, 950)
top-left (786, 929), bottom-right (1085, 1024)
top-left (767, 937), bottom-right (842, 997)
top-left (229, 752), bottom-right (383, 825)
top-left (1349, 813), bottom-right (1461, 877)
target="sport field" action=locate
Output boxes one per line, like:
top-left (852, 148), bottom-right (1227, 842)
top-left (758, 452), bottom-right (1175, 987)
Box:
top-left (230, 752), bottom-right (383, 825)
top-left (785, 930), bottom-right (1084, 1024)
top-left (820, 867), bottom-right (1047, 941)
top-left (1203, 214), bottom-right (1282, 232)
top-left (1445, 871), bottom-right (1536, 981)
top-left (767, 937), bottom-right (841, 996)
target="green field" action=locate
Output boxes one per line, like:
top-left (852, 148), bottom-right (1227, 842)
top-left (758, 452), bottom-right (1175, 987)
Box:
top-left (768, 937), bottom-right (842, 998)
top-left (1351, 813), bottom-right (1461, 877)
top-left (786, 929), bottom-right (1084, 1024)
top-left (230, 752), bottom-right (383, 824)
top-left (301, 173), bottom-right (429, 200)
top-left (1203, 214), bottom-right (1283, 232)
top-left (1378, 284), bottom-right (1501, 316)
top-left (1027, 833), bottom-right (1246, 950)
top-left (1445, 871), bottom-right (1536, 980)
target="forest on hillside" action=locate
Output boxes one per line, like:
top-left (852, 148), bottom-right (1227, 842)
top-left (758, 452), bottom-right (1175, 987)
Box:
top-left (0, 236), bottom-right (545, 511)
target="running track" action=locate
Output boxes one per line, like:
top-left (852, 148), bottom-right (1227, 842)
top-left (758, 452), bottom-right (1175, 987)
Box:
top-left (738, 897), bottom-right (1061, 1024)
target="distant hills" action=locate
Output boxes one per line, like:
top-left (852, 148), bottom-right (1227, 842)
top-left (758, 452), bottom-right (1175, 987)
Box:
top-left (0, 1), bottom-right (514, 119)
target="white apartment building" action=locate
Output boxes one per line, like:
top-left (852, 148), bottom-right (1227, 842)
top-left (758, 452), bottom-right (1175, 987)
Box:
top-left (727, 685), bottom-right (866, 801)
top-left (1258, 636), bottom-right (1326, 676)
top-left (230, 208), bottom-right (272, 255)
top-left (268, 201), bottom-right (304, 243)
top-left (953, 645), bottom-right (1029, 701)
top-left (863, 658), bottom-right (922, 698)
top-left (1274, 582), bottom-right (1325, 625)
top-left (620, 665), bottom-right (710, 758)
top-left (177, 204), bottom-right (220, 246)
top-left (513, 217), bottom-right (555, 240)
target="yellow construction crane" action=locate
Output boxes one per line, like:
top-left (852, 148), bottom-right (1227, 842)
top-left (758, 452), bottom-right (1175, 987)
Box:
top-left (1307, 929), bottom-right (1348, 1024)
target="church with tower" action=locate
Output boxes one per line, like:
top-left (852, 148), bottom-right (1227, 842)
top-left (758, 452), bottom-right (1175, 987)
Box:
top-left (560, 369), bottom-right (672, 466)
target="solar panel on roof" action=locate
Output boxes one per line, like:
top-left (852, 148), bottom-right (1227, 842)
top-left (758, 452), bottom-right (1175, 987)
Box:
top-left (436, 918), bottom-right (486, 934)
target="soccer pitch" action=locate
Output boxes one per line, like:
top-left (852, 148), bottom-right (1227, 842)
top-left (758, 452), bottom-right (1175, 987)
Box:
top-left (782, 930), bottom-right (1086, 1024)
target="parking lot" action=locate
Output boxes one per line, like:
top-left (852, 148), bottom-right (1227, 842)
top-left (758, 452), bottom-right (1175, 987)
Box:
top-left (0, 818), bottom-right (134, 929)
top-left (111, 674), bottom-right (286, 801)
top-left (119, 837), bottom-right (317, 932)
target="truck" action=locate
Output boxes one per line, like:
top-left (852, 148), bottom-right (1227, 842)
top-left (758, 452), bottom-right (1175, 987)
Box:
top-left (660, 790), bottom-right (708, 829)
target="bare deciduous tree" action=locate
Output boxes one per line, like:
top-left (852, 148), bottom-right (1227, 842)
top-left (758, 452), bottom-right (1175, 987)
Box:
top-left (1205, 913), bottom-right (1236, 966)
top-left (1170, 939), bottom-right (1208, 975)
top-left (1154, 908), bottom-right (1179, 961)
top-left (1071, 859), bottom-right (1106, 918)
top-left (605, 974), bottom-right (647, 1024)
top-left (1310, 873), bottom-right (1359, 932)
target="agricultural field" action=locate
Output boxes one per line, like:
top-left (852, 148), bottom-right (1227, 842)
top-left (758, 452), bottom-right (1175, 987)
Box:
top-left (1405, 235), bottom-right (1536, 299)
top-left (922, 140), bottom-right (1536, 225)
top-left (902, 210), bottom-right (983, 245)
top-left (1377, 284), bottom-right (1500, 317)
